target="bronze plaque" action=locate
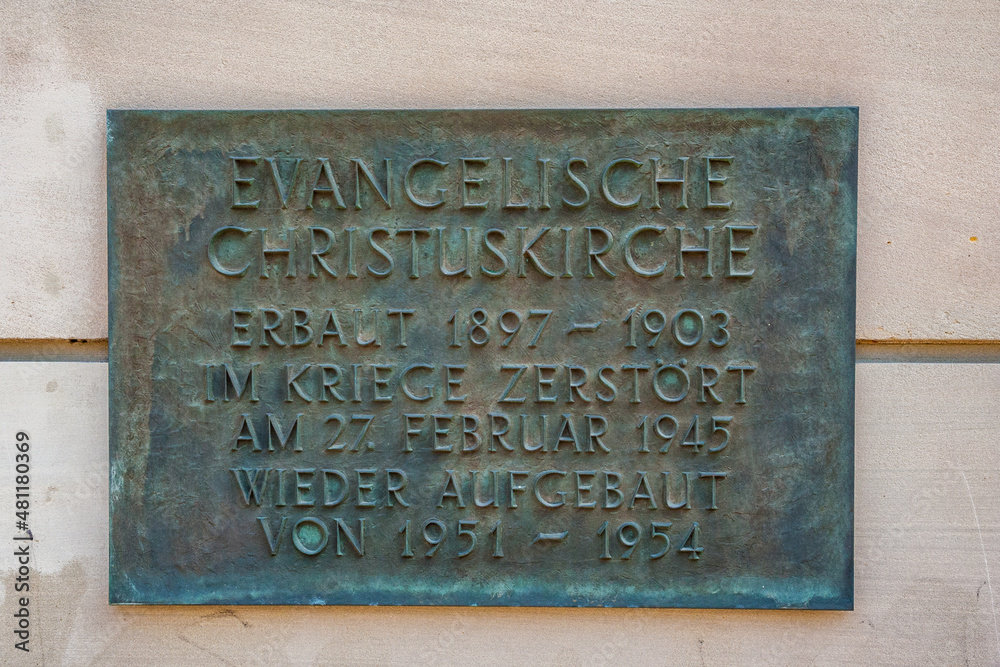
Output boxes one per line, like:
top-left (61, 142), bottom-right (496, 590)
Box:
top-left (108, 109), bottom-right (857, 608)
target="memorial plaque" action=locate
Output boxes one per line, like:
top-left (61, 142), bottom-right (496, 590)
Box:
top-left (108, 109), bottom-right (856, 608)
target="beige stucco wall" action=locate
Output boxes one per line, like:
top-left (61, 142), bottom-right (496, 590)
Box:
top-left (2, 0), bottom-right (999, 341)
top-left (1, 363), bottom-right (999, 665)
top-left (1, 1), bottom-right (998, 664)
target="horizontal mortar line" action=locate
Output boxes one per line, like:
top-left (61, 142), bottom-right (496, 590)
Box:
top-left (0, 339), bottom-right (109, 362)
top-left (856, 340), bottom-right (1000, 364)
top-left (0, 338), bottom-right (997, 364)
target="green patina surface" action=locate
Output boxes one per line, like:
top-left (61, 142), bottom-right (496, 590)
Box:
top-left (108, 108), bottom-right (857, 607)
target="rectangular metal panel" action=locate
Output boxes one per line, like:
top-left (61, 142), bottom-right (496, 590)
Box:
top-left (108, 109), bottom-right (856, 607)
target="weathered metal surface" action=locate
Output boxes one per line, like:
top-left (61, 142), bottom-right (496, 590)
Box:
top-left (108, 108), bottom-right (857, 608)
